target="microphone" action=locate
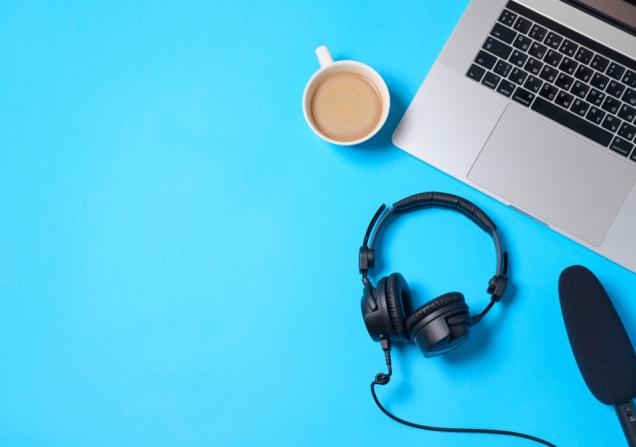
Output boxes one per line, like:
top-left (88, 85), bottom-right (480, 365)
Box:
top-left (559, 266), bottom-right (636, 447)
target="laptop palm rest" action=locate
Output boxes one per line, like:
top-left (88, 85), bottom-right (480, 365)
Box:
top-left (468, 104), bottom-right (636, 247)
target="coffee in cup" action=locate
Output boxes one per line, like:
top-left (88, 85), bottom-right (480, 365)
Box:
top-left (310, 71), bottom-right (383, 143)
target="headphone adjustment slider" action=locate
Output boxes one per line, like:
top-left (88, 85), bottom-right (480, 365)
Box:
top-left (488, 275), bottom-right (508, 302)
top-left (359, 247), bottom-right (375, 273)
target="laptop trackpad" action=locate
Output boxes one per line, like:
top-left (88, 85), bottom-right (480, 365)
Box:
top-left (468, 104), bottom-right (636, 246)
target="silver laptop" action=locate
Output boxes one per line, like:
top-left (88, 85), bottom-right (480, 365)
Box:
top-left (393, 0), bottom-right (636, 273)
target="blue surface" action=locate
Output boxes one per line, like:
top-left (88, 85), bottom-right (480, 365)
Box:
top-left (1, 1), bottom-right (636, 446)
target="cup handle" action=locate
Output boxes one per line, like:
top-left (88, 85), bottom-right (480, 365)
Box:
top-left (315, 45), bottom-right (333, 68)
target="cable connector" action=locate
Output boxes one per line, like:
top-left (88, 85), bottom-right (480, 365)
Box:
top-left (374, 337), bottom-right (392, 386)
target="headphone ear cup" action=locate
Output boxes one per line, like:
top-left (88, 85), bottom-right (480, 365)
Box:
top-left (361, 273), bottom-right (412, 342)
top-left (406, 292), bottom-right (470, 356)
top-left (361, 282), bottom-right (387, 341)
top-left (384, 273), bottom-right (411, 342)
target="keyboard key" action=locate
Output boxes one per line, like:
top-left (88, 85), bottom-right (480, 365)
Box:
top-left (606, 80), bottom-right (625, 99)
top-left (559, 39), bottom-right (578, 57)
top-left (618, 122), bottom-right (636, 141)
top-left (498, 9), bottom-right (517, 27)
top-left (528, 24), bottom-right (547, 42)
top-left (586, 88), bottom-right (606, 106)
top-left (618, 103), bottom-right (636, 123)
top-left (590, 72), bottom-right (609, 90)
top-left (586, 106), bottom-right (606, 125)
top-left (606, 63), bottom-right (626, 81)
top-left (467, 64), bottom-right (486, 82)
top-left (490, 23), bottom-right (517, 44)
top-left (555, 73), bottom-right (574, 90)
top-left (602, 114), bottom-right (622, 133)
top-left (532, 97), bottom-right (613, 146)
top-left (513, 16), bottom-right (532, 34)
top-left (475, 50), bottom-right (497, 70)
top-left (482, 71), bottom-right (501, 89)
top-left (632, 152), bottom-right (636, 162)
top-left (524, 75), bottom-right (543, 93)
top-left (497, 79), bottom-right (516, 97)
top-left (555, 90), bottom-right (574, 109)
top-left (623, 88), bottom-right (636, 107)
top-left (574, 47), bottom-right (594, 65)
top-left (570, 81), bottom-right (590, 99)
top-left (590, 54), bottom-right (610, 72)
top-left (539, 65), bottom-right (558, 83)
top-left (509, 50), bottom-right (528, 68)
top-left (524, 57), bottom-right (543, 76)
top-left (509, 67), bottom-right (528, 85)
top-left (544, 32), bottom-right (562, 49)
top-left (623, 70), bottom-right (636, 88)
top-left (513, 34), bottom-right (532, 52)
top-left (483, 37), bottom-right (513, 59)
top-left (602, 96), bottom-right (621, 115)
top-left (543, 49), bottom-right (563, 67)
top-left (493, 60), bottom-right (513, 78)
top-left (570, 99), bottom-right (590, 117)
top-left (528, 42), bottom-right (548, 59)
top-left (574, 65), bottom-right (593, 83)
top-left (539, 83), bottom-right (558, 101)
top-left (610, 136), bottom-right (633, 156)
top-left (512, 87), bottom-right (535, 106)
top-left (559, 57), bottom-right (578, 75)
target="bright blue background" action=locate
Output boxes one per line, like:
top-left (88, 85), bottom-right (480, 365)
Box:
top-left (1, 1), bottom-right (636, 446)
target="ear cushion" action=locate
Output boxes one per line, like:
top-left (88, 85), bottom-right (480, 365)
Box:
top-left (383, 273), bottom-right (411, 341)
top-left (406, 292), bottom-right (464, 336)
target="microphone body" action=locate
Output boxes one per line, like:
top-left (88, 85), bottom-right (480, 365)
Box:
top-left (616, 403), bottom-right (636, 447)
top-left (559, 266), bottom-right (636, 447)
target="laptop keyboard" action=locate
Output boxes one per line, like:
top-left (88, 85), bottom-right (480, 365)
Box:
top-left (466, 0), bottom-right (636, 163)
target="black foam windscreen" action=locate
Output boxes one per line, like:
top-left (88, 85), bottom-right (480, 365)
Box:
top-left (558, 265), bottom-right (636, 405)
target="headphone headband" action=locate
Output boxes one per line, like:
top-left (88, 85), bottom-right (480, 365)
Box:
top-left (359, 192), bottom-right (508, 324)
top-left (393, 192), bottom-right (496, 232)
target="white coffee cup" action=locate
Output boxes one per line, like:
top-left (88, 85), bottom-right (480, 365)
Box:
top-left (302, 46), bottom-right (390, 146)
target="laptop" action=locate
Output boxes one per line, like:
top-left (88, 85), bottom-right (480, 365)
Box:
top-left (392, 0), bottom-right (636, 273)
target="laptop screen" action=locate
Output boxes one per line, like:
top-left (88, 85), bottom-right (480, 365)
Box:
top-left (564, 0), bottom-right (636, 34)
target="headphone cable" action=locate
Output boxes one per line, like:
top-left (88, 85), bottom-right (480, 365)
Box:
top-left (370, 344), bottom-right (556, 447)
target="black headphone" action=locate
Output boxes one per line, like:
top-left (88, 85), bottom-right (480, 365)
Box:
top-left (359, 192), bottom-right (509, 356)
top-left (358, 193), bottom-right (555, 447)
